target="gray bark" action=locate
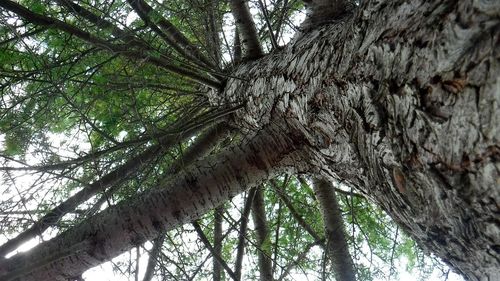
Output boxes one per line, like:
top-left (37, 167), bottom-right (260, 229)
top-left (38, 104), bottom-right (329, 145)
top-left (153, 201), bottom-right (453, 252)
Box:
top-left (229, 0), bottom-right (263, 59)
top-left (313, 177), bottom-right (356, 281)
top-left (0, 123), bottom-right (306, 281)
top-left (213, 206), bottom-right (224, 281)
top-left (251, 186), bottom-right (273, 281)
top-left (213, 1), bottom-right (499, 280)
top-left (0, 1), bottom-right (498, 280)
top-left (0, 124), bottom-right (203, 258)
top-left (234, 188), bottom-right (256, 280)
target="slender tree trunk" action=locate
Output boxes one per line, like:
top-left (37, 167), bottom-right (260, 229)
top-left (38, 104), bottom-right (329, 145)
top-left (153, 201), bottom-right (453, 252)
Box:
top-left (142, 236), bottom-right (164, 281)
top-left (313, 177), bottom-right (356, 281)
top-left (251, 186), bottom-right (273, 281)
top-left (229, 0), bottom-right (263, 59)
top-left (213, 206), bottom-right (224, 281)
top-left (0, 124), bottom-right (203, 258)
top-left (234, 188), bottom-right (256, 280)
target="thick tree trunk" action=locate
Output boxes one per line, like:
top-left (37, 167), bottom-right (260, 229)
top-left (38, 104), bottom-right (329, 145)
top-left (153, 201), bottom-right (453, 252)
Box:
top-left (1, 1), bottom-right (498, 280)
top-left (0, 123), bottom-right (306, 281)
top-left (213, 1), bottom-right (499, 280)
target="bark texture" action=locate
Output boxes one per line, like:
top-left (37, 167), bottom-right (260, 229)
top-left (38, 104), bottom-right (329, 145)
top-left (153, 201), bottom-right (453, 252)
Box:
top-left (0, 124), bottom-right (307, 281)
top-left (313, 177), bottom-right (356, 281)
top-left (0, 124), bottom-right (204, 258)
top-left (229, 0), bottom-right (263, 59)
top-left (213, 206), bottom-right (224, 281)
top-left (1, 1), bottom-right (498, 280)
top-left (211, 1), bottom-right (499, 280)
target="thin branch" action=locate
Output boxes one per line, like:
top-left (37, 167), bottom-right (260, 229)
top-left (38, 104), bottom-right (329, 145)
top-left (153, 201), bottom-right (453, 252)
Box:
top-left (0, 124), bottom-right (206, 258)
top-left (269, 179), bottom-right (324, 244)
top-left (192, 221), bottom-right (238, 281)
top-left (126, 0), bottom-right (215, 70)
top-left (0, 0), bottom-right (220, 88)
top-left (257, 0), bottom-right (278, 49)
top-left (234, 187), bottom-right (257, 280)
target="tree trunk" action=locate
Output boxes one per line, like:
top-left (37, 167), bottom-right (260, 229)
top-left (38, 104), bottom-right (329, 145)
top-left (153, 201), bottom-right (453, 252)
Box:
top-left (234, 188), bottom-right (256, 280)
top-left (213, 206), bottom-right (224, 281)
top-left (1, 1), bottom-right (498, 281)
top-left (313, 177), bottom-right (356, 281)
top-left (251, 186), bottom-right (273, 281)
top-left (0, 123), bottom-right (307, 281)
top-left (211, 1), bottom-right (499, 280)
top-left (142, 236), bottom-right (164, 281)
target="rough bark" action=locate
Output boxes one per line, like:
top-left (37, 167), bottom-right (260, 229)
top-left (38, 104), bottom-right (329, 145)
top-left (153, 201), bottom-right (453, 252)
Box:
top-left (301, 0), bottom-right (356, 31)
top-left (251, 186), bottom-right (273, 281)
top-left (211, 1), bottom-right (499, 280)
top-left (313, 177), bottom-right (356, 281)
top-left (0, 123), bottom-right (306, 281)
top-left (1, 1), bottom-right (498, 280)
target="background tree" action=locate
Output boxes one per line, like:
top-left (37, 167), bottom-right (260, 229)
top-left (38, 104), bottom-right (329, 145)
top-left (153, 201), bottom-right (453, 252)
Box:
top-left (0, 0), bottom-right (498, 280)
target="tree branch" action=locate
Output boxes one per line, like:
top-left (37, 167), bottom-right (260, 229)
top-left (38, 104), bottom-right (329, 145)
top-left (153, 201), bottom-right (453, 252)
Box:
top-left (126, 0), bottom-right (215, 70)
top-left (192, 221), bottom-right (238, 281)
top-left (0, 0), bottom-right (221, 88)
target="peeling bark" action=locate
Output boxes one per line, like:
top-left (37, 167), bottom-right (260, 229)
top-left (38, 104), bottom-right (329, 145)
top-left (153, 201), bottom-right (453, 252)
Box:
top-left (1, 1), bottom-right (498, 280)
top-left (211, 1), bottom-right (499, 279)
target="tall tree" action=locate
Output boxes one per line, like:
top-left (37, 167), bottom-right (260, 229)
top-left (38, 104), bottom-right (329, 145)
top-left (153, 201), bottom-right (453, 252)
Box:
top-left (0, 0), bottom-right (498, 281)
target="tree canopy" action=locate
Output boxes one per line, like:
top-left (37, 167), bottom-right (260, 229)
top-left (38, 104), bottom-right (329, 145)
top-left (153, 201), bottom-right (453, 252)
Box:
top-left (0, 0), bottom-right (498, 280)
